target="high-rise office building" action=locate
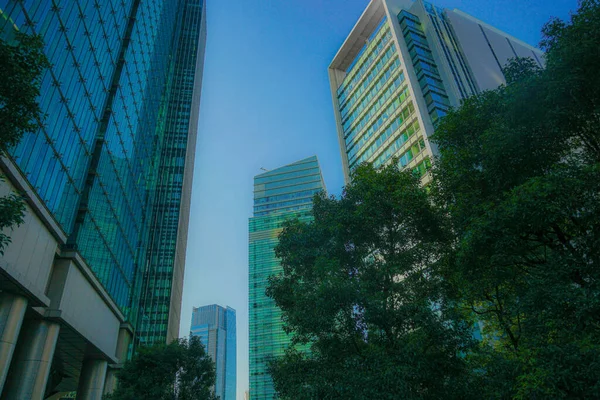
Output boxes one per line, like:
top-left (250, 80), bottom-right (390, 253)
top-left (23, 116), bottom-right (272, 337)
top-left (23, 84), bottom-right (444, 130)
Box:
top-left (135, 0), bottom-right (207, 348)
top-left (190, 305), bottom-right (237, 400)
top-left (329, 0), bottom-right (544, 183)
top-left (0, 0), bottom-right (206, 398)
top-left (249, 156), bottom-right (325, 399)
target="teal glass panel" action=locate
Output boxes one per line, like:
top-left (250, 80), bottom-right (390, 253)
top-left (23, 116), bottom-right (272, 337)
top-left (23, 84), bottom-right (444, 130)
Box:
top-left (249, 156), bottom-right (325, 400)
top-left (191, 305), bottom-right (237, 400)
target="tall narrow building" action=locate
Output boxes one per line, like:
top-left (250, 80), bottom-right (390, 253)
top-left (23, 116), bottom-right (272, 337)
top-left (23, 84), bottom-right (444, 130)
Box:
top-left (190, 305), bottom-right (237, 400)
top-left (0, 0), bottom-right (206, 398)
top-left (249, 156), bottom-right (325, 399)
top-left (136, 0), bottom-right (207, 347)
top-left (329, 0), bottom-right (543, 183)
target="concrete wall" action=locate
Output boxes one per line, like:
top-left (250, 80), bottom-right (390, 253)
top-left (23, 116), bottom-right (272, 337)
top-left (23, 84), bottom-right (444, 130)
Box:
top-left (48, 259), bottom-right (120, 359)
top-left (0, 175), bottom-right (57, 305)
top-left (446, 9), bottom-right (544, 91)
top-left (445, 10), bottom-right (506, 91)
top-left (1, 158), bottom-right (123, 361)
top-left (1, 157), bottom-right (127, 395)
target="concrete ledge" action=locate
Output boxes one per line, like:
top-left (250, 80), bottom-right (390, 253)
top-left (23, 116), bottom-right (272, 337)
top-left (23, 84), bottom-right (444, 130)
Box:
top-left (0, 269), bottom-right (51, 307)
top-left (46, 258), bottom-right (121, 363)
top-left (58, 251), bottom-right (125, 324)
top-left (329, 0), bottom-right (386, 71)
top-left (120, 322), bottom-right (134, 335)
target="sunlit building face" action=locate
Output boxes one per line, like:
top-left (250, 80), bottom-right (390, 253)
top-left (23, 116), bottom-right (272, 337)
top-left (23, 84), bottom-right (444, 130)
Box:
top-left (329, 0), bottom-right (544, 184)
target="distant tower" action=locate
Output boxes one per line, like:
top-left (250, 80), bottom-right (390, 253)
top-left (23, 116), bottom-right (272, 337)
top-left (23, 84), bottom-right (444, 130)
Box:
top-left (328, 0), bottom-right (544, 184)
top-left (191, 305), bottom-right (237, 400)
top-left (248, 156), bottom-right (326, 399)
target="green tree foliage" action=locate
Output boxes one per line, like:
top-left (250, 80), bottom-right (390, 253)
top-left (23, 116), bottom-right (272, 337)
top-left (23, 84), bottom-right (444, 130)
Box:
top-left (0, 33), bottom-right (48, 150)
top-left (106, 336), bottom-right (218, 400)
top-left (430, 1), bottom-right (600, 397)
top-left (267, 1), bottom-right (600, 398)
top-left (267, 164), bottom-right (477, 400)
top-left (0, 192), bottom-right (25, 256)
top-left (541, 0), bottom-right (600, 163)
top-left (0, 32), bottom-right (49, 254)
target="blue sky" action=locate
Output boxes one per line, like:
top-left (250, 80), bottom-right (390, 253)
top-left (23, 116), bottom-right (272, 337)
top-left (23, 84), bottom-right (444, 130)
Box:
top-left (179, 1), bottom-right (576, 398)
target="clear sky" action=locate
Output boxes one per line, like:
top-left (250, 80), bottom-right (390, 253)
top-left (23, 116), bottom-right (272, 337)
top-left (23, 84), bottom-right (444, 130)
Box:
top-left (179, 1), bottom-right (576, 398)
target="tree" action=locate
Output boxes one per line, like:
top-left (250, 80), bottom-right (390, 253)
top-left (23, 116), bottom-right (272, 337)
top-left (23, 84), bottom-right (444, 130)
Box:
top-left (106, 336), bottom-right (218, 400)
top-left (430, 1), bottom-right (600, 397)
top-left (0, 32), bottom-right (49, 254)
top-left (540, 0), bottom-right (600, 163)
top-left (266, 163), bottom-right (477, 400)
top-left (267, 2), bottom-right (600, 397)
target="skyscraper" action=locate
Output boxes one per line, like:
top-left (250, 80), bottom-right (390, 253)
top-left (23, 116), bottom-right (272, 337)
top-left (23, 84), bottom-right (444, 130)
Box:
top-left (0, 0), bottom-right (206, 398)
top-left (329, 0), bottom-right (544, 183)
top-left (190, 305), bottom-right (237, 400)
top-left (135, 0), bottom-right (207, 348)
top-left (248, 156), bottom-right (325, 399)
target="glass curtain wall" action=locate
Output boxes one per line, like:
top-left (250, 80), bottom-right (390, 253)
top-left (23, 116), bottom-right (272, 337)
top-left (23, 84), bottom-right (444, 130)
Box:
top-left (249, 156), bottom-right (325, 399)
top-left (190, 305), bottom-right (237, 400)
top-left (0, 0), bottom-right (206, 347)
top-left (0, 0), bottom-right (178, 316)
top-left (136, 0), bottom-right (206, 346)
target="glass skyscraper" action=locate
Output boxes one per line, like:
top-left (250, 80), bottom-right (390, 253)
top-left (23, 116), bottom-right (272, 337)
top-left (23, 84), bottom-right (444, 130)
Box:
top-left (329, 0), bottom-right (544, 184)
top-left (249, 156), bottom-right (325, 399)
top-left (190, 305), bottom-right (237, 400)
top-left (135, 0), bottom-right (207, 347)
top-left (0, 0), bottom-right (206, 397)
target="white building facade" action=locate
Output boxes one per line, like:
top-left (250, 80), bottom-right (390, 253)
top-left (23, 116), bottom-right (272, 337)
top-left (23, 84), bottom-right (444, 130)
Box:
top-left (329, 0), bottom-right (544, 183)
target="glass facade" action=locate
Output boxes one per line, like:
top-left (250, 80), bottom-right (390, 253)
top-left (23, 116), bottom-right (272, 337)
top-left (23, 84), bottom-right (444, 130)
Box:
top-left (190, 305), bottom-right (237, 400)
top-left (249, 156), bottom-right (325, 399)
top-left (335, 16), bottom-right (431, 179)
top-left (398, 10), bottom-right (451, 124)
top-left (136, 0), bottom-right (207, 347)
top-left (0, 0), bottom-right (206, 346)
